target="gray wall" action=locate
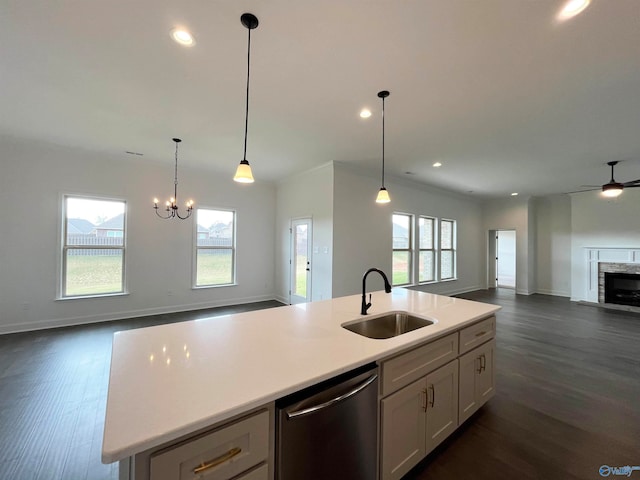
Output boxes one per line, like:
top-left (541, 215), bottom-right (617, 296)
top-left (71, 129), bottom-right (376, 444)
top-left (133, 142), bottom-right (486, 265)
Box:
top-left (332, 163), bottom-right (486, 298)
top-left (6, 134), bottom-right (628, 334)
top-left (535, 195), bottom-right (571, 297)
top-left (275, 163), bottom-right (334, 303)
top-left (570, 188), bottom-right (640, 301)
top-left (0, 136), bottom-right (276, 334)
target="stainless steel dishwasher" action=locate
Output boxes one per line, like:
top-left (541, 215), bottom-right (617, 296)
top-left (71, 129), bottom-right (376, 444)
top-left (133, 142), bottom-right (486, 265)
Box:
top-left (275, 363), bottom-right (379, 480)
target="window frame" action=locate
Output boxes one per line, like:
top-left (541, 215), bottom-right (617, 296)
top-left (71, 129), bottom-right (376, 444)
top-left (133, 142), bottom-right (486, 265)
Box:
top-left (193, 207), bottom-right (237, 288)
top-left (439, 218), bottom-right (457, 281)
top-left (59, 194), bottom-right (127, 299)
top-left (392, 212), bottom-right (414, 286)
top-left (418, 215), bottom-right (437, 284)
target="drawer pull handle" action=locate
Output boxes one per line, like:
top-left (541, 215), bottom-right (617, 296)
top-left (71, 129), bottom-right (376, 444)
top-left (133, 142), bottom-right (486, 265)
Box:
top-left (475, 330), bottom-right (487, 337)
top-left (193, 447), bottom-right (242, 475)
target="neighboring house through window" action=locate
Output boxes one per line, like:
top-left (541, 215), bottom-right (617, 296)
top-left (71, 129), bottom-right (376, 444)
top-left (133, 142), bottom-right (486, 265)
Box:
top-left (61, 195), bottom-right (126, 298)
top-left (195, 208), bottom-right (236, 287)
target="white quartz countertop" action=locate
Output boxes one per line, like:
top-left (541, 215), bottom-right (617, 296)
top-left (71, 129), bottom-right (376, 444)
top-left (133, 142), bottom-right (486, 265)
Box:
top-left (102, 289), bottom-right (500, 463)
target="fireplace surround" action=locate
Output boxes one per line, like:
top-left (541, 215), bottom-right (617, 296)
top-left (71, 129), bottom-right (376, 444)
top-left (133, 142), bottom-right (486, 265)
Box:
top-left (584, 248), bottom-right (640, 304)
top-left (597, 261), bottom-right (640, 304)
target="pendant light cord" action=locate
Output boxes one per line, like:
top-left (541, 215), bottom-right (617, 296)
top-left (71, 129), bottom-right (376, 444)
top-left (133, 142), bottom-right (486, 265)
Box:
top-left (381, 95), bottom-right (385, 188)
top-left (243, 26), bottom-right (251, 161)
top-left (174, 140), bottom-right (179, 198)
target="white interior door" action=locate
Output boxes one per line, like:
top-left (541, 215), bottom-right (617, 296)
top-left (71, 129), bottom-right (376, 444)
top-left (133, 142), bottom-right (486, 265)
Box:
top-left (496, 230), bottom-right (516, 288)
top-left (290, 218), bottom-right (312, 304)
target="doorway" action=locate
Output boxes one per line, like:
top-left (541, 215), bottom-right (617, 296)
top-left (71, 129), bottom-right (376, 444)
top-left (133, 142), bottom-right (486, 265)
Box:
top-left (496, 230), bottom-right (516, 288)
top-left (290, 218), bottom-right (312, 304)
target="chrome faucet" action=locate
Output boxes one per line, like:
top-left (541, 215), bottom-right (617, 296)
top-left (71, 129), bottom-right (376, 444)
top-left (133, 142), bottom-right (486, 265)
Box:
top-left (361, 268), bottom-right (392, 315)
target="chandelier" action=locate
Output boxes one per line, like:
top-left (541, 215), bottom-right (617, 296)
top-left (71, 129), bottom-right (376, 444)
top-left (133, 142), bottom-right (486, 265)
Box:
top-left (153, 138), bottom-right (194, 219)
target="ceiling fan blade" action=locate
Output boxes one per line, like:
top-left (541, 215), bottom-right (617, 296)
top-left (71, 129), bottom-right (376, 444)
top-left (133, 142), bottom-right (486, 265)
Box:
top-left (622, 179), bottom-right (640, 186)
top-left (566, 188), bottom-right (600, 194)
top-left (580, 184), bottom-right (601, 188)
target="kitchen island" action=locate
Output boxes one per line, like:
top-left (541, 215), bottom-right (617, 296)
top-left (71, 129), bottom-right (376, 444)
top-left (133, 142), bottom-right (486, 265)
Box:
top-left (102, 288), bottom-right (500, 479)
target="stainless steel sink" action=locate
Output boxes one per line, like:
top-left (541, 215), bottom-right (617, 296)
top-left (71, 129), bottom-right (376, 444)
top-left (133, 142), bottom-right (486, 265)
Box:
top-left (342, 311), bottom-right (434, 339)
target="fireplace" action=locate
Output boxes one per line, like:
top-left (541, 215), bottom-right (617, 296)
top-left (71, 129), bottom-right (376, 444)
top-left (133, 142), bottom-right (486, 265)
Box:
top-left (604, 272), bottom-right (640, 307)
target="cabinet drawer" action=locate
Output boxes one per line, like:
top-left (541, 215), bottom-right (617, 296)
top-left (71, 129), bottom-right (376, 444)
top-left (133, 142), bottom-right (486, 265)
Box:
top-left (459, 316), bottom-right (495, 355)
top-left (149, 410), bottom-right (269, 480)
top-left (381, 333), bottom-right (458, 396)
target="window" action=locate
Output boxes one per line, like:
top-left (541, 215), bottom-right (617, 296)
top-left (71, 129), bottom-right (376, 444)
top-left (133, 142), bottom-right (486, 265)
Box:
top-left (440, 219), bottom-right (457, 280)
top-left (392, 213), bottom-right (413, 286)
top-left (418, 216), bottom-right (436, 283)
top-left (195, 208), bottom-right (236, 287)
top-left (62, 196), bottom-right (126, 298)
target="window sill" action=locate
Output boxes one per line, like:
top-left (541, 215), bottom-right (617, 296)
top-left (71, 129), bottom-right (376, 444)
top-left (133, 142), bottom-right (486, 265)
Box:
top-left (192, 283), bottom-right (238, 290)
top-left (56, 292), bottom-right (129, 301)
top-left (413, 278), bottom-right (458, 286)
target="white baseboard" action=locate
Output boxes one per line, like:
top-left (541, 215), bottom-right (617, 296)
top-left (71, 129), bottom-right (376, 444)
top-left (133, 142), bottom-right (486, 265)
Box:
top-left (0, 294), bottom-right (277, 335)
top-left (274, 294), bottom-right (289, 305)
top-left (535, 288), bottom-right (570, 298)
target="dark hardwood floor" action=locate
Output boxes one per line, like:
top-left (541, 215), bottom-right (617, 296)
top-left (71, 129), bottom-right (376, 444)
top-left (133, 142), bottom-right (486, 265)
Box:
top-left (0, 301), bottom-right (283, 480)
top-left (1, 290), bottom-right (639, 480)
top-left (406, 289), bottom-right (640, 480)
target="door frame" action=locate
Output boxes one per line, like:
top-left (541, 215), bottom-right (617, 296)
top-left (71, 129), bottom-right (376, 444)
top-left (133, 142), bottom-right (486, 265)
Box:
top-left (487, 229), bottom-right (516, 289)
top-left (289, 217), bottom-right (313, 304)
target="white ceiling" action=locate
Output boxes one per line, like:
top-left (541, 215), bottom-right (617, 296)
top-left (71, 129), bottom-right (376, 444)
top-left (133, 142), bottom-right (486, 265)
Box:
top-left (2, 0), bottom-right (640, 198)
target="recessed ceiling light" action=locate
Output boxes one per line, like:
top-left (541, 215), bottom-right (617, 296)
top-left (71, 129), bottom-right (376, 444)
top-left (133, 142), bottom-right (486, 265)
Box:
top-left (171, 28), bottom-right (195, 46)
top-left (360, 109), bottom-right (372, 119)
top-left (433, 162), bottom-right (442, 168)
top-left (557, 0), bottom-right (590, 21)
top-left (511, 192), bottom-right (518, 196)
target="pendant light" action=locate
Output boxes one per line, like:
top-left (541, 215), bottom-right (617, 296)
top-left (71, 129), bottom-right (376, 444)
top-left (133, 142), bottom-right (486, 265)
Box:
top-left (153, 138), bottom-right (194, 219)
top-left (376, 90), bottom-right (391, 203)
top-left (233, 13), bottom-right (259, 184)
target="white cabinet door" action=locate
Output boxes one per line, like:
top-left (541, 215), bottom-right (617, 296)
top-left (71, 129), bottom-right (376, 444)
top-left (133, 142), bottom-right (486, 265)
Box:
top-left (458, 346), bottom-right (480, 425)
top-left (477, 339), bottom-right (495, 404)
top-left (425, 359), bottom-right (459, 454)
top-left (458, 339), bottom-right (495, 425)
top-left (380, 378), bottom-right (427, 480)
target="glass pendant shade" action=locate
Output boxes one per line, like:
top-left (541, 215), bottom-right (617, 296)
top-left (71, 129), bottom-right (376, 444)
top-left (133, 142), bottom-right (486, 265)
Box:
top-left (234, 160), bottom-right (254, 183)
top-left (376, 187), bottom-right (391, 203)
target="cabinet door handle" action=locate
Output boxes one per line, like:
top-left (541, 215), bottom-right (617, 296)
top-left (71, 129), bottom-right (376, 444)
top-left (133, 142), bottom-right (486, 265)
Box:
top-left (480, 353), bottom-right (486, 372)
top-left (429, 384), bottom-right (435, 408)
top-left (476, 356), bottom-right (483, 374)
top-left (422, 388), bottom-right (428, 412)
top-left (193, 447), bottom-right (242, 474)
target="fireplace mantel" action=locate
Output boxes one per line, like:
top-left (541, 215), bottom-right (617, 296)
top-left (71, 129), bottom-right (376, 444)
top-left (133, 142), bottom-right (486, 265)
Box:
top-left (585, 248), bottom-right (640, 303)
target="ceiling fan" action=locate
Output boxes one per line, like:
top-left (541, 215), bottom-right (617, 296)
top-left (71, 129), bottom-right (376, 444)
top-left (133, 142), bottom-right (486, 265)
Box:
top-left (577, 161), bottom-right (640, 197)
